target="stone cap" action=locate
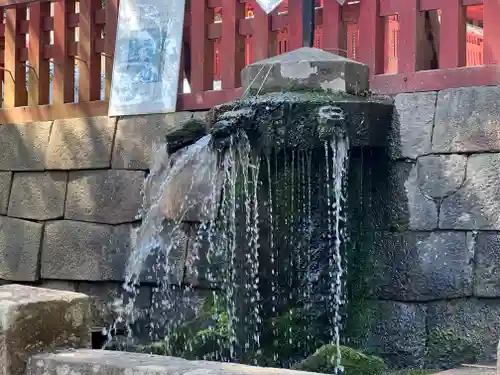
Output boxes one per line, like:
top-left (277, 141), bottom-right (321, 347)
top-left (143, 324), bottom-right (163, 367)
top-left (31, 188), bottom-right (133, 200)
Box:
top-left (242, 47), bottom-right (369, 96)
top-left (0, 284), bottom-right (89, 308)
top-left (28, 349), bottom-right (323, 375)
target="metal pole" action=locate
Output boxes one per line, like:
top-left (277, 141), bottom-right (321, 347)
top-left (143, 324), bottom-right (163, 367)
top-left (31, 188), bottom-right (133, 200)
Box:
top-left (302, 0), bottom-right (315, 47)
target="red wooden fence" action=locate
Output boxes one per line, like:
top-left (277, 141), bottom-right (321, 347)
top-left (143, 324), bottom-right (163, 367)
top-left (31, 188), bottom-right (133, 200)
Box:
top-left (0, 0), bottom-right (497, 123)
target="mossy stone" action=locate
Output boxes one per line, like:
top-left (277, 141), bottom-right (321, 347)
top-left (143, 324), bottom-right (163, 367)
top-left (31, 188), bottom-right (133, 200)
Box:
top-left (293, 344), bottom-right (387, 375)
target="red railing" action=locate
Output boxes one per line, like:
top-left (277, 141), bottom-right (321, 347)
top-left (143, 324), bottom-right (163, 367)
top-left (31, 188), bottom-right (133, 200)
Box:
top-left (0, 0), bottom-right (498, 123)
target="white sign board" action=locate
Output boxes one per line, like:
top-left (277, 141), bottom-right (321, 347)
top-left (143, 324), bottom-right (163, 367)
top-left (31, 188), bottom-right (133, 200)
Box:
top-left (108, 0), bottom-right (185, 116)
top-left (255, 0), bottom-right (284, 14)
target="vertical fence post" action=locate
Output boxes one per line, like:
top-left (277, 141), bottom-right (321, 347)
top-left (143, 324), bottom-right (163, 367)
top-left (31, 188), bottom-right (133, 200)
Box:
top-left (28, 1), bottom-right (50, 105)
top-left (287, 0), bottom-right (303, 51)
top-left (4, 5), bottom-right (27, 107)
top-left (439, 1), bottom-right (466, 69)
top-left (252, 1), bottom-right (276, 62)
top-left (484, 0), bottom-right (500, 65)
top-left (323, 0), bottom-right (346, 56)
top-left (358, 0), bottom-right (384, 76)
top-left (104, 0), bottom-right (118, 100)
top-left (79, 0), bottom-right (101, 101)
top-left (220, 0), bottom-right (245, 90)
top-left (397, 0), bottom-right (424, 73)
top-left (0, 9), bottom-right (5, 107)
top-left (53, 0), bottom-right (75, 104)
top-left (190, 0), bottom-right (214, 92)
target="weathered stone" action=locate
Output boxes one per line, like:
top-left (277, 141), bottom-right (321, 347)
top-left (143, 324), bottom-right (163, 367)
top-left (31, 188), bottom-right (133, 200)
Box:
top-left (0, 171), bottom-right (12, 214)
top-left (28, 349), bottom-right (322, 375)
top-left (369, 231), bottom-right (473, 301)
top-left (112, 112), bottom-right (198, 170)
top-left (45, 116), bottom-right (115, 169)
top-left (39, 280), bottom-right (78, 291)
top-left (374, 161), bottom-right (438, 230)
top-left (440, 153), bottom-right (500, 229)
top-left (433, 86), bottom-right (500, 153)
top-left (0, 121), bottom-right (51, 170)
top-left (41, 221), bottom-right (131, 281)
top-left (165, 117), bottom-right (209, 154)
top-left (417, 154), bottom-right (467, 200)
top-left (77, 282), bottom-right (151, 329)
top-left (472, 232), bottom-right (500, 297)
top-left (65, 170), bottom-right (145, 224)
top-left (0, 284), bottom-right (91, 375)
top-left (242, 47), bottom-right (369, 96)
top-left (360, 301), bottom-right (427, 368)
top-left (157, 136), bottom-right (222, 222)
top-left (8, 172), bottom-right (67, 220)
top-left (426, 299), bottom-right (500, 368)
top-left (0, 217), bottom-right (43, 281)
top-left (390, 91), bottom-right (436, 159)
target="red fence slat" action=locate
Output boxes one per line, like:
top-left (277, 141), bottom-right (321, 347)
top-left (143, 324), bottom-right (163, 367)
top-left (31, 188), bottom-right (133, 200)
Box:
top-left (4, 5), bottom-right (27, 107)
top-left (439, 0), bottom-right (466, 69)
top-left (104, 0), bottom-right (118, 100)
top-left (287, 0), bottom-right (303, 51)
top-left (251, 1), bottom-right (276, 62)
top-left (78, 0), bottom-right (101, 101)
top-left (190, 0), bottom-right (214, 92)
top-left (322, 0), bottom-right (346, 56)
top-left (358, 0), bottom-right (384, 76)
top-left (52, 0), bottom-right (75, 104)
top-left (484, 0), bottom-right (500, 64)
top-left (397, 0), bottom-right (422, 73)
top-left (220, 0), bottom-right (245, 89)
top-left (28, 1), bottom-right (50, 105)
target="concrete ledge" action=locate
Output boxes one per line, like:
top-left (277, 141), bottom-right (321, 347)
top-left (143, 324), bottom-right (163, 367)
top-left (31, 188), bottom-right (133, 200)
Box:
top-left (27, 350), bottom-right (322, 375)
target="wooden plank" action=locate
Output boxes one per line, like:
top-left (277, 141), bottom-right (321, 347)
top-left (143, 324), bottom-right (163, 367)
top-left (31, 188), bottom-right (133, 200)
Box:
top-left (220, 0), bottom-right (245, 89)
top-left (190, 0), bottom-right (214, 92)
top-left (484, 0), bottom-right (500, 64)
top-left (4, 6), bottom-right (27, 107)
top-left (287, 0), bottom-right (303, 51)
top-left (177, 87), bottom-right (243, 110)
top-left (371, 65), bottom-right (500, 94)
top-left (397, 0), bottom-right (424, 72)
top-left (0, 100), bottom-right (109, 124)
top-left (323, 0), bottom-right (346, 56)
top-left (439, 0), bottom-right (466, 68)
top-left (358, 0), bottom-right (384, 76)
top-left (28, 1), bottom-right (50, 105)
top-left (0, 10), bottom-right (4, 107)
top-left (104, 0), bottom-right (118, 100)
top-left (78, 0), bottom-right (101, 101)
top-left (53, 0), bottom-right (75, 104)
top-left (251, 0), bottom-right (276, 62)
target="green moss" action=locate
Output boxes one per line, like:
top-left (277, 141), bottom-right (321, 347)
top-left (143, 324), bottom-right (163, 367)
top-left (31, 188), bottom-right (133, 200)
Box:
top-left (426, 328), bottom-right (483, 369)
top-left (293, 344), bottom-right (387, 375)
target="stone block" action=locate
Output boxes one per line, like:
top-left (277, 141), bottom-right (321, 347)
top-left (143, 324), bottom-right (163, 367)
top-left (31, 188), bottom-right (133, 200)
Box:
top-left (242, 47), bottom-right (369, 96)
top-left (65, 170), bottom-right (145, 224)
top-left (8, 172), bottom-right (67, 220)
top-left (112, 112), bottom-right (197, 170)
top-left (440, 153), bottom-right (500, 229)
top-left (368, 232), bottom-right (473, 301)
top-left (0, 121), bottom-right (51, 170)
top-left (0, 217), bottom-right (43, 281)
top-left (27, 350), bottom-right (322, 375)
top-left (473, 232), bottom-right (500, 297)
top-left (0, 171), bottom-right (12, 215)
top-left (39, 280), bottom-right (78, 291)
top-left (390, 91), bottom-right (436, 159)
top-left (77, 282), bottom-right (151, 329)
top-left (41, 221), bottom-right (131, 281)
top-left (45, 116), bottom-right (115, 169)
top-left (0, 284), bottom-right (91, 375)
top-left (373, 161), bottom-right (438, 230)
top-left (417, 154), bottom-right (467, 200)
top-left (433, 86), bottom-right (500, 153)
top-left (426, 299), bottom-right (500, 368)
top-left (360, 301), bottom-right (427, 368)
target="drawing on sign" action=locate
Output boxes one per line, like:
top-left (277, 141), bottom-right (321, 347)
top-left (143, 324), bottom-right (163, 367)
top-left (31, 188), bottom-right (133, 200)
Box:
top-left (255, 0), bottom-right (284, 14)
top-left (109, 0), bottom-right (185, 116)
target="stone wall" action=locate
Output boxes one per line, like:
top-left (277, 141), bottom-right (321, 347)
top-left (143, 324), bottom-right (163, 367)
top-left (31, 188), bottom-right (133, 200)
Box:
top-left (362, 85), bottom-right (500, 369)
top-left (0, 111), bottom-right (205, 331)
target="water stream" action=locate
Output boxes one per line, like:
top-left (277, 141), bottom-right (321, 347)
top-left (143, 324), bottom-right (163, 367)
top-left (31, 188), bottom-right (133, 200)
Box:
top-left (109, 123), bottom-right (349, 372)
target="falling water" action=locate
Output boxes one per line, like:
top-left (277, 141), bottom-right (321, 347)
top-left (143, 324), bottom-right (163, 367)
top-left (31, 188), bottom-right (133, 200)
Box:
top-left (111, 120), bottom-right (350, 371)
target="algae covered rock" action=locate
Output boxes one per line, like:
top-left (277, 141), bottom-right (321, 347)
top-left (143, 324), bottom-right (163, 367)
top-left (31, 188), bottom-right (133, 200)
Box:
top-left (293, 344), bottom-right (387, 375)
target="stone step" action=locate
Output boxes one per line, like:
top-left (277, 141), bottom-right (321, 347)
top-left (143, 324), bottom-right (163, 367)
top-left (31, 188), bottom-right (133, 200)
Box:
top-left (26, 349), bottom-right (323, 375)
